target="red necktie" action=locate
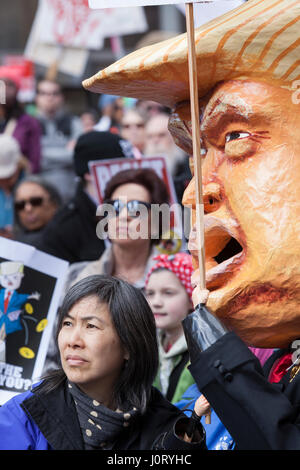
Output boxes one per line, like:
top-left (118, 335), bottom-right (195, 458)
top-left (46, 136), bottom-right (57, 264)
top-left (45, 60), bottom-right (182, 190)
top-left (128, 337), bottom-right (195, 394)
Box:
top-left (4, 291), bottom-right (11, 314)
top-left (269, 353), bottom-right (292, 383)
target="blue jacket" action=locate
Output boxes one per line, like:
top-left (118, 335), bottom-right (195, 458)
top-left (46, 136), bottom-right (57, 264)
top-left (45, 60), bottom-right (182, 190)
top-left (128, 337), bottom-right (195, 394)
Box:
top-left (0, 389), bottom-right (50, 450)
top-left (176, 383), bottom-right (235, 450)
top-left (0, 380), bottom-right (206, 450)
top-left (0, 289), bottom-right (29, 335)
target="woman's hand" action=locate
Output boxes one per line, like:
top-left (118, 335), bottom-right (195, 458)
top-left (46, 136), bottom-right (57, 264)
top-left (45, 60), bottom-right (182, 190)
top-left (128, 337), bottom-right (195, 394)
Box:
top-left (194, 394), bottom-right (210, 417)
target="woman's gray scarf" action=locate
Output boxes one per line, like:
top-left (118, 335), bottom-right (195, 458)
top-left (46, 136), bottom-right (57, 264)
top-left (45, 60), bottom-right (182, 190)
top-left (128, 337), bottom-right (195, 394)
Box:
top-left (68, 382), bottom-right (140, 450)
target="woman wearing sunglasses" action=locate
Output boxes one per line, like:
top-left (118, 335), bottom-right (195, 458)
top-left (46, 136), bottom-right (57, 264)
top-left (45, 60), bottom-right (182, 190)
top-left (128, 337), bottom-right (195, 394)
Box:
top-left (67, 168), bottom-right (170, 292)
top-left (13, 175), bottom-right (62, 248)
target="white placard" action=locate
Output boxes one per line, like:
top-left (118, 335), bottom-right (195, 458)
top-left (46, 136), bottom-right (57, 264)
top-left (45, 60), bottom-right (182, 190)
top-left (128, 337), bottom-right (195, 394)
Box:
top-left (0, 237), bottom-right (69, 405)
top-left (90, 0), bottom-right (190, 7)
top-left (89, 0), bottom-right (227, 8)
top-left (177, 0), bottom-right (245, 27)
top-left (34, 0), bottom-right (147, 50)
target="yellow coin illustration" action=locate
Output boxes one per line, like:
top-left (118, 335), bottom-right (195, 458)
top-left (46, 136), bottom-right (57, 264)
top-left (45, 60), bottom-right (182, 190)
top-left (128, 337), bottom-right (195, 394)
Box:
top-left (19, 347), bottom-right (35, 359)
top-left (157, 230), bottom-right (182, 255)
top-left (25, 303), bottom-right (33, 314)
top-left (36, 319), bottom-right (48, 333)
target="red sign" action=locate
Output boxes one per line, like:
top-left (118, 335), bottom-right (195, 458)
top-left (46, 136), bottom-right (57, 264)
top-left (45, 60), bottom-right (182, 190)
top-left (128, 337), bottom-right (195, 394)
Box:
top-left (0, 57), bottom-right (35, 102)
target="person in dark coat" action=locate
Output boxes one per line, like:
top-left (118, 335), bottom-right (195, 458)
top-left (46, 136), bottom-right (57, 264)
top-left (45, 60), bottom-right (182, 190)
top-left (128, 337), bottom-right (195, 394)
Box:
top-left (36, 131), bottom-right (134, 263)
top-left (0, 275), bottom-right (206, 450)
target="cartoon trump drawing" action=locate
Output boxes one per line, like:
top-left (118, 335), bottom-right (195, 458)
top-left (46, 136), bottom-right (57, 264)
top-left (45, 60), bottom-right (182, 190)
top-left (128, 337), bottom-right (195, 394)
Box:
top-left (82, 0), bottom-right (300, 449)
top-left (0, 261), bottom-right (40, 362)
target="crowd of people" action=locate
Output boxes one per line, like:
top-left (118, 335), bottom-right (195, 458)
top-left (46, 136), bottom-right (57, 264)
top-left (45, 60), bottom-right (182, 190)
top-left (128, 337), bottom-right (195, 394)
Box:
top-left (1, 0), bottom-right (299, 453)
top-left (0, 75), bottom-right (191, 247)
top-left (0, 74), bottom-right (210, 451)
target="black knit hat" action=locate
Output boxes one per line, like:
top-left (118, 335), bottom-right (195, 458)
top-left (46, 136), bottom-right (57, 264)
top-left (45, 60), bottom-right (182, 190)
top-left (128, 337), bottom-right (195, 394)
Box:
top-left (73, 131), bottom-right (134, 176)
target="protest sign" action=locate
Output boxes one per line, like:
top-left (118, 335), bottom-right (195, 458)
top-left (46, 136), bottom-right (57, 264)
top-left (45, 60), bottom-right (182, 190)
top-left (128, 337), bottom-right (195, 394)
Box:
top-left (176, 0), bottom-right (245, 27)
top-left (40, 0), bottom-right (147, 50)
top-left (0, 238), bottom-right (68, 405)
top-left (24, 1), bottom-right (89, 78)
top-left (29, 0), bottom-right (147, 52)
top-left (89, 0), bottom-right (228, 8)
top-left (90, 0), bottom-right (194, 7)
top-left (89, 156), bottom-right (185, 254)
top-left (25, 0), bottom-right (147, 77)
top-left (0, 57), bottom-right (35, 103)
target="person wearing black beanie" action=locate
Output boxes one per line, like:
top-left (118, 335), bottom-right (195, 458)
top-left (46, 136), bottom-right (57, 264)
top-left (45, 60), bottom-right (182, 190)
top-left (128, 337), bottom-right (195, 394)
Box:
top-left (73, 130), bottom-right (134, 177)
top-left (36, 131), bottom-right (134, 264)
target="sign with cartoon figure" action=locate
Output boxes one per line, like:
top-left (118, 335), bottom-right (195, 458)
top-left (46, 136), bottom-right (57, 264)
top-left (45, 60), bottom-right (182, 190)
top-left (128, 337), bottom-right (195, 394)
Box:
top-left (0, 237), bottom-right (68, 405)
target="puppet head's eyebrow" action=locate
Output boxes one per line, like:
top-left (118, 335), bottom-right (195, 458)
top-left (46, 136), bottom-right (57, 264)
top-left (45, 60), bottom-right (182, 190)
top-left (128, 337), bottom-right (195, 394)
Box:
top-left (201, 94), bottom-right (254, 133)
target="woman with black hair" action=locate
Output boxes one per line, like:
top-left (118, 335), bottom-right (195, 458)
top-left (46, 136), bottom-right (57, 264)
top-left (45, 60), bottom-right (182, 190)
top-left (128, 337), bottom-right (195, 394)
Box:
top-left (0, 275), bottom-right (206, 450)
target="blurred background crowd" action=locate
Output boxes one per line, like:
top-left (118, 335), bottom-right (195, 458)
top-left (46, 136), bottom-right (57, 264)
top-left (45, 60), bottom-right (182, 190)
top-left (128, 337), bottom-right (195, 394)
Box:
top-left (0, 0), bottom-right (203, 246)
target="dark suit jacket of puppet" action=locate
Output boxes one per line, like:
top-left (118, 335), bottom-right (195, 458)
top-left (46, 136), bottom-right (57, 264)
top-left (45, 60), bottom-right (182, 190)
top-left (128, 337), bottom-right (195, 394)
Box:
top-left (187, 331), bottom-right (300, 450)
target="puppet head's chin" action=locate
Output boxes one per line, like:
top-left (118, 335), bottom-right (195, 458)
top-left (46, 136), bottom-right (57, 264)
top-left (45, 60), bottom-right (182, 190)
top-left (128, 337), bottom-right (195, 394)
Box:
top-left (206, 282), bottom-right (299, 348)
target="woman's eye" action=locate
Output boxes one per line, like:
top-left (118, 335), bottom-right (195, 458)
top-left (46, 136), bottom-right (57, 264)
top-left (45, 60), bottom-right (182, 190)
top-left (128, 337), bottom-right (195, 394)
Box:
top-left (62, 320), bottom-right (72, 327)
top-left (225, 131), bottom-right (250, 143)
top-left (87, 323), bottom-right (97, 329)
top-left (164, 290), bottom-right (175, 296)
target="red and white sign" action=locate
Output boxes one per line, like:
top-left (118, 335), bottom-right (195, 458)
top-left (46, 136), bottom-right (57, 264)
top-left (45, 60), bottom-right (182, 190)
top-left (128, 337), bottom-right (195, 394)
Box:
top-left (89, 156), bottom-right (178, 204)
top-left (0, 57), bottom-right (36, 103)
top-left (38, 0), bottom-right (147, 50)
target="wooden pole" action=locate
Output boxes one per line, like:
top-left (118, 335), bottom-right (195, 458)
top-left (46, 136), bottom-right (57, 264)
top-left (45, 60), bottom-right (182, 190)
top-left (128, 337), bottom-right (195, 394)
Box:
top-left (45, 45), bottom-right (64, 81)
top-left (185, 2), bottom-right (206, 291)
top-left (185, 1), bottom-right (210, 425)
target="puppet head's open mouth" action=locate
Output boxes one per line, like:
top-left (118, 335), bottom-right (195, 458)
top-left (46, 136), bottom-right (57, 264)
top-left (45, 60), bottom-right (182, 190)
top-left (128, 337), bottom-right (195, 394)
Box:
top-left (213, 237), bottom-right (243, 264)
top-left (189, 223), bottom-right (245, 291)
top-left (206, 234), bottom-right (244, 291)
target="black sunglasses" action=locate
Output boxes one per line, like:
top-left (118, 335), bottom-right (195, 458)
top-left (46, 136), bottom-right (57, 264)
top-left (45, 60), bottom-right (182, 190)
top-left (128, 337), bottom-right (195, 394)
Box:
top-left (103, 199), bottom-right (151, 218)
top-left (14, 197), bottom-right (44, 212)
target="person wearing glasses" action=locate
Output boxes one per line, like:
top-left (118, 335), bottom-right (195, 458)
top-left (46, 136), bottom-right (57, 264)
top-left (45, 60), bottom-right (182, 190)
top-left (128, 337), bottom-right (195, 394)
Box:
top-left (13, 175), bottom-right (62, 248)
top-left (69, 168), bottom-right (170, 292)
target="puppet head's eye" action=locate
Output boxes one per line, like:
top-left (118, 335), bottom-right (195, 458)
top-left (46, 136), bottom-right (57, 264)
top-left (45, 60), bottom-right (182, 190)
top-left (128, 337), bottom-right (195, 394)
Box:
top-left (225, 131), bottom-right (250, 143)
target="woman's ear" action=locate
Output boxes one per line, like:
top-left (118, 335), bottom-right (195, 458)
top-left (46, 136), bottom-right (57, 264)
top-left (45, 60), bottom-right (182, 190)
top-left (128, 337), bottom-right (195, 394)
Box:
top-left (124, 349), bottom-right (130, 361)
